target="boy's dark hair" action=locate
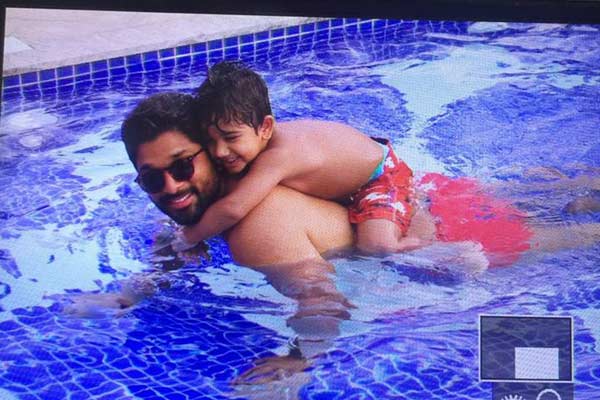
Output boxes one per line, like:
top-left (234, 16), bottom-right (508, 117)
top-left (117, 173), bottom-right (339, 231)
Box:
top-left (196, 61), bottom-right (272, 133)
top-left (121, 92), bottom-right (200, 167)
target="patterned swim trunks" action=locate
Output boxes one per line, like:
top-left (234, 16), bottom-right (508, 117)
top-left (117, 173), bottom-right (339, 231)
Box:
top-left (347, 138), bottom-right (414, 235)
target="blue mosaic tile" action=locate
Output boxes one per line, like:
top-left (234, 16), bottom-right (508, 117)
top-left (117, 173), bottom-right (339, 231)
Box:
top-left (270, 38), bottom-right (285, 49)
top-left (160, 59), bottom-right (175, 68)
top-left (331, 18), bottom-right (344, 27)
top-left (255, 41), bottom-right (269, 51)
top-left (0, 320), bottom-right (20, 331)
top-left (176, 45), bottom-right (190, 55)
top-left (159, 48), bottom-right (174, 59)
top-left (285, 35), bottom-right (300, 44)
top-left (286, 25), bottom-right (300, 35)
top-left (345, 24), bottom-right (358, 33)
top-left (298, 41), bottom-right (313, 52)
top-left (16, 80), bottom-right (38, 94)
top-left (141, 51), bottom-right (157, 62)
top-left (360, 20), bottom-right (374, 32)
top-left (192, 42), bottom-right (207, 53)
top-left (74, 74), bottom-right (92, 83)
top-left (317, 20), bottom-right (330, 31)
top-left (108, 57), bottom-right (124, 68)
top-left (92, 60), bottom-right (108, 71)
top-left (271, 27), bottom-right (285, 38)
top-left (175, 56), bottom-right (191, 65)
top-left (40, 80), bottom-right (57, 89)
top-left (142, 61), bottom-right (160, 72)
top-left (224, 36), bottom-right (238, 48)
top-left (240, 43), bottom-right (254, 54)
top-left (302, 22), bottom-right (316, 33)
top-left (344, 18), bottom-right (359, 24)
top-left (224, 47), bottom-right (239, 58)
top-left (315, 30), bottom-right (329, 42)
top-left (55, 65), bottom-right (73, 79)
top-left (125, 54), bottom-right (142, 66)
top-left (255, 31), bottom-right (269, 41)
top-left (330, 27), bottom-right (345, 40)
top-left (208, 39), bottom-right (222, 51)
top-left (3, 75), bottom-right (19, 88)
top-left (40, 384), bottom-right (67, 398)
top-left (374, 19), bottom-right (386, 29)
top-left (109, 67), bottom-right (127, 76)
top-left (21, 72), bottom-right (38, 85)
top-left (208, 49), bottom-right (224, 62)
top-left (74, 63), bottom-right (90, 75)
top-left (126, 63), bottom-right (143, 73)
top-left (300, 32), bottom-right (315, 44)
top-left (254, 52), bottom-right (269, 64)
top-left (240, 33), bottom-right (254, 44)
top-left (192, 53), bottom-right (208, 63)
top-left (2, 88), bottom-right (20, 100)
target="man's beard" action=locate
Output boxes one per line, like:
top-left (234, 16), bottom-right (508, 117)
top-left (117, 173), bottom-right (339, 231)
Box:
top-left (154, 186), bottom-right (217, 226)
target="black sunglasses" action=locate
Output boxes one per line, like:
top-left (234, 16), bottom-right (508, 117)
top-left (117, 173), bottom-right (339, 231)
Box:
top-left (135, 149), bottom-right (204, 193)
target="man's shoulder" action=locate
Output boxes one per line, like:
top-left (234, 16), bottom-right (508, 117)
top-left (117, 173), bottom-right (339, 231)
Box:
top-left (278, 119), bottom-right (353, 137)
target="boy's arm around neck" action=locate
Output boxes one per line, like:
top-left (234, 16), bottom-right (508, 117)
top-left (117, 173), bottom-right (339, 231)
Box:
top-left (183, 147), bottom-right (303, 243)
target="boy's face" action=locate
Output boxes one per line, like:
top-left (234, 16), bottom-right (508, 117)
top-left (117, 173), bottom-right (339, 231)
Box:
top-left (205, 116), bottom-right (273, 174)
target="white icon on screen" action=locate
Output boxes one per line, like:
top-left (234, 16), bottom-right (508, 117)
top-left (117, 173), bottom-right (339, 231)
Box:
top-left (514, 347), bottom-right (559, 380)
top-left (501, 395), bottom-right (524, 400)
top-left (536, 388), bottom-right (562, 400)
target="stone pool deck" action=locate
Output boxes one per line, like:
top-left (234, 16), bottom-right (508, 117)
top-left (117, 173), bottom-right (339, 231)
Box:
top-left (3, 8), bottom-right (321, 76)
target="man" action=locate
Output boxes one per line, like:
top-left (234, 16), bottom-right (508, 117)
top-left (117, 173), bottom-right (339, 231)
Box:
top-left (120, 92), bottom-right (362, 383)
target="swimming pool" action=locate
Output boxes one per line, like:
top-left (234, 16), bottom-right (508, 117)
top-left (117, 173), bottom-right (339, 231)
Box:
top-left (1, 18), bottom-right (600, 399)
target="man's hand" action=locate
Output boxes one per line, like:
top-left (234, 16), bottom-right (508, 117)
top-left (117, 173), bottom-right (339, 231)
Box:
top-left (232, 354), bottom-right (309, 385)
top-left (62, 292), bottom-right (135, 318)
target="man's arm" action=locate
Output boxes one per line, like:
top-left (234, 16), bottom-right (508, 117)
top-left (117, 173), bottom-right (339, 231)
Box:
top-left (233, 258), bottom-right (352, 385)
top-left (225, 186), bottom-right (354, 384)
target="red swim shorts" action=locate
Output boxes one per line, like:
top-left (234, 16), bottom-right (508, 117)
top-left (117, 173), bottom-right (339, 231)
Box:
top-left (417, 173), bottom-right (534, 266)
top-left (348, 139), bottom-right (414, 235)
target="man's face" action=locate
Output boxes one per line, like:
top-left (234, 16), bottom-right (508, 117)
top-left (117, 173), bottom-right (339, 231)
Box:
top-left (205, 118), bottom-right (272, 175)
top-left (135, 130), bottom-right (220, 225)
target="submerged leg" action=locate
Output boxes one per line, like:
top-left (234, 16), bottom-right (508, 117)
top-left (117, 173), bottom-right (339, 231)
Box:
top-left (494, 171), bottom-right (600, 195)
top-left (531, 223), bottom-right (600, 252)
top-left (355, 219), bottom-right (426, 255)
top-left (355, 219), bottom-right (414, 254)
top-left (355, 206), bottom-right (438, 255)
top-left (564, 190), bottom-right (600, 214)
top-left (232, 257), bottom-right (353, 385)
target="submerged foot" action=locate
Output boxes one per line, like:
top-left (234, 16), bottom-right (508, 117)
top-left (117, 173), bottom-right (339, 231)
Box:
top-left (564, 191), bottom-right (600, 215)
top-left (410, 241), bottom-right (490, 277)
top-left (523, 166), bottom-right (568, 181)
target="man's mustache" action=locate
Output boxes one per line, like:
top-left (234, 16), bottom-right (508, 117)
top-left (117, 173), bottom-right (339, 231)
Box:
top-left (158, 189), bottom-right (193, 205)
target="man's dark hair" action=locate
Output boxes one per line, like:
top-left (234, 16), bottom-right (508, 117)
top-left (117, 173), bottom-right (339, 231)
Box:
top-left (121, 92), bottom-right (200, 167)
top-left (196, 61), bottom-right (272, 133)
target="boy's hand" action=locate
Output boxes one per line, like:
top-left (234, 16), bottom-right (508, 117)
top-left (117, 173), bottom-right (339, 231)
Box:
top-left (171, 227), bottom-right (200, 252)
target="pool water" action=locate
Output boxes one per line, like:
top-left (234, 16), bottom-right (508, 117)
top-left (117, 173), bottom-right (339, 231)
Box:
top-left (1, 19), bottom-right (600, 399)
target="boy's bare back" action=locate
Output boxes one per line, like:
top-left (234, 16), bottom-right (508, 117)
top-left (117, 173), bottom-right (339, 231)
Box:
top-left (268, 120), bottom-right (384, 200)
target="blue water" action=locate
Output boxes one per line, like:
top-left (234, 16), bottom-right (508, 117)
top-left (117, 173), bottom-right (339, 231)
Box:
top-left (1, 19), bottom-right (600, 399)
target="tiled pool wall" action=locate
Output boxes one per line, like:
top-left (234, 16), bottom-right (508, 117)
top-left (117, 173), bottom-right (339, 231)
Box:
top-left (1, 18), bottom-right (469, 99)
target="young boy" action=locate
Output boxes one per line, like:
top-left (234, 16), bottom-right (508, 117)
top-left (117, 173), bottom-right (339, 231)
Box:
top-left (176, 61), bottom-right (420, 254)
